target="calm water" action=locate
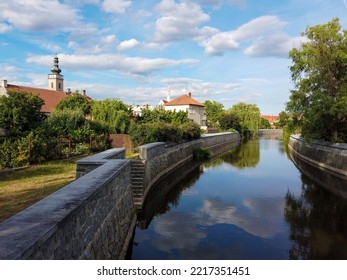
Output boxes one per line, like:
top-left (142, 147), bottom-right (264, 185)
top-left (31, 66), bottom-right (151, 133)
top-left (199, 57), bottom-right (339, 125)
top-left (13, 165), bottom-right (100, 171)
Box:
top-left (129, 139), bottom-right (347, 260)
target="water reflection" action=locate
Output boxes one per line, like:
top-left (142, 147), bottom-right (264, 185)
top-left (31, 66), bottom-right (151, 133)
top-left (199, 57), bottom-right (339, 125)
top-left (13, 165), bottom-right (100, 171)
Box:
top-left (204, 140), bottom-right (260, 169)
top-left (285, 149), bottom-right (347, 259)
top-left (129, 139), bottom-right (347, 260)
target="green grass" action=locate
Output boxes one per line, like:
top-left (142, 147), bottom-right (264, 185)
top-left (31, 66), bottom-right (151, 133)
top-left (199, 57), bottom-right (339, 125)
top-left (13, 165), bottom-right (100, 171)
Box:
top-left (0, 159), bottom-right (77, 223)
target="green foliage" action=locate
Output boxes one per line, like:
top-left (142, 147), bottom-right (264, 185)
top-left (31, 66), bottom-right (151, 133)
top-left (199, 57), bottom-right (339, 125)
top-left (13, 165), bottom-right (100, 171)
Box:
top-left (204, 100), bottom-right (224, 128)
top-left (287, 18), bottom-right (347, 143)
top-left (55, 92), bottom-right (91, 115)
top-left (275, 111), bottom-right (291, 128)
top-left (91, 99), bottom-right (132, 133)
top-left (0, 90), bottom-right (45, 136)
top-left (259, 118), bottom-right (271, 129)
top-left (45, 108), bottom-right (89, 139)
top-left (193, 147), bottom-right (211, 161)
top-left (227, 102), bottom-right (260, 136)
top-left (137, 106), bottom-right (188, 124)
top-left (130, 121), bottom-right (201, 146)
top-left (219, 112), bottom-right (241, 132)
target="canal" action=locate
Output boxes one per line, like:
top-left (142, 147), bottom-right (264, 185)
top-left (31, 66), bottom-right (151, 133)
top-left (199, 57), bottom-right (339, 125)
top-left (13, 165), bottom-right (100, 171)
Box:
top-left (128, 138), bottom-right (347, 260)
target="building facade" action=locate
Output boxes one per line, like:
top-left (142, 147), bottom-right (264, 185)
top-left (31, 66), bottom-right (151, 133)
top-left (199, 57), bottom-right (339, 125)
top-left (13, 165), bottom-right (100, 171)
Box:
top-left (164, 92), bottom-right (207, 129)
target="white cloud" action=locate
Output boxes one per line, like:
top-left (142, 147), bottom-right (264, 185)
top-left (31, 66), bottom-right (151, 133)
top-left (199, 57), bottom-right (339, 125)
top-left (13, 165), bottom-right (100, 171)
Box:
top-left (26, 53), bottom-right (198, 76)
top-left (195, 0), bottom-right (246, 8)
top-left (244, 34), bottom-right (306, 58)
top-left (0, 0), bottom-right (80, 32)
top-left (200, 15), bottom-right (288, 55)
top-left (154, 0), bottom-right (210, 42)
top-left (101, 0), bottom-right (131, 14)
top-left (42, 43), bottom-right (62, 53)
top-left (0, 22), bottom-right (12, 33)
top-left (117, 38), bottom-right (140, 51)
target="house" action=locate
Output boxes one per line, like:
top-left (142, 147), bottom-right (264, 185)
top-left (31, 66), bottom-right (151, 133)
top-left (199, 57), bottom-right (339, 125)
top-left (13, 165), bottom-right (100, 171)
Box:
top-left (0, 55), bottom-right (91, 114)
top-left (164, 92), bottom-right (207, 129)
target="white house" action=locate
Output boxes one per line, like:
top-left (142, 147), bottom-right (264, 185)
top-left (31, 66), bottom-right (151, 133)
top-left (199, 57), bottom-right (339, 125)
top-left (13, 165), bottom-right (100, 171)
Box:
top-left (164, 92), bottom-right (207, 129)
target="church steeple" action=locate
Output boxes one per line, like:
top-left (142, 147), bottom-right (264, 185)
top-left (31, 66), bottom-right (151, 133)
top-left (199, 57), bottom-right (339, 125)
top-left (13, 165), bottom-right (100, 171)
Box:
top-left (48, 54), bottom-right (64, 91)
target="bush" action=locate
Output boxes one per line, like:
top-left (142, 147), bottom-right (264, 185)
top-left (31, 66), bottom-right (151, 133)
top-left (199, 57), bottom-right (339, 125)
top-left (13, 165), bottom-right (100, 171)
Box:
top-left (193, 148), bottom-right (211, 161)
top-left (130, 121), bottom-right (201, 146)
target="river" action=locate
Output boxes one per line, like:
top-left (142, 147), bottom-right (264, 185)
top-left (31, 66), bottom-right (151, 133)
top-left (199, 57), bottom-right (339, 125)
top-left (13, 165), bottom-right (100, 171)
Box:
top-left (128, 138), bottom-right (347, 260)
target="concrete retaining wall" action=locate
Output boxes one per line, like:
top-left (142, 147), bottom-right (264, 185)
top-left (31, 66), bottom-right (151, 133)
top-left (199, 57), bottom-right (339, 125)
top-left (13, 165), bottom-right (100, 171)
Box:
top-left (288, 135), bottom-right (347, 177)
top-left (0, 132), bottom-right (240, 259)
top-left (257, 129), bottom-right (283, 138)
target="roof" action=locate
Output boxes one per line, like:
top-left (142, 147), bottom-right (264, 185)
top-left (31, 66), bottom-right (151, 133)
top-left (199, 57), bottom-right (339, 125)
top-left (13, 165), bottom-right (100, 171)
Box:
top-left (165, 95), bottom-right (205, 107)
top-left (6, 84), bottom-right (91, 113)
top-left (261, 115), bottom-right (279, 123)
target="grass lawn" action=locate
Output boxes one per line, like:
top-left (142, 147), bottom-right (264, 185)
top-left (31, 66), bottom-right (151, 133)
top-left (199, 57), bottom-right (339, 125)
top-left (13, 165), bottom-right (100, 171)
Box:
top-left (0, 159), bottom-right (77, 223)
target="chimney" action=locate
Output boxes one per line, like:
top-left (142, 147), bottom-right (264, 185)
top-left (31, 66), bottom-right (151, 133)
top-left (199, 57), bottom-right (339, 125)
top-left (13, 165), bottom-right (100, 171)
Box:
top-left (82, 90), bottom-right (86, 96)
top-left (188, 92), bottom-right (192, 98)
top-left (1, 80), bottom-right (7, 88)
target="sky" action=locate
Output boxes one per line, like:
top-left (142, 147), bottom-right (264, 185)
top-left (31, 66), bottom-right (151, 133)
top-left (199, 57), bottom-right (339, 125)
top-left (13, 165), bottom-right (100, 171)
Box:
top-left (0, 0), bottom-right (346, 115)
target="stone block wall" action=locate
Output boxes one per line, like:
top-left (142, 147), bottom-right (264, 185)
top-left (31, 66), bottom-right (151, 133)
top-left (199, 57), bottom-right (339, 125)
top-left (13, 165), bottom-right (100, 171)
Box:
top-left (0, 159), bottom-right (136, 260)
top-left (288, 135), bottom-right (347, 176)
top-left (257, 129), bottom-right (283, 138)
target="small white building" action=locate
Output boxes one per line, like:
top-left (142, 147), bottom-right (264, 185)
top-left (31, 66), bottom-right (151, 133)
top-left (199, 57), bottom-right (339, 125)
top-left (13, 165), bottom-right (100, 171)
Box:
top-left (164, 92), bottom-right (207, 129)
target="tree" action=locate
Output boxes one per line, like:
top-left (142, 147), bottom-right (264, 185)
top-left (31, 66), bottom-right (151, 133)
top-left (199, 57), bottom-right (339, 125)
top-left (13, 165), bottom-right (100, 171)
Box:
top-left (91, 99), bottom-right (132, 133)
top-left (228, 102), bottom-right (260, 136)
top-left (204, 100), bottom-right (224, 128)
top-left (56, 92), bottom-right (91, 115)
top-left (0, 90), bottom-right (45, 136)
top-left (259, 118), bottom-right (271, 129)
top-left (219, 112), bottom-right (241, 132)
top-left (137, 106), bottom-right (188, 124)
top-left (286, 18), bottom-right (347, 142)
top-left (45, 108), bottom-right (88, 138)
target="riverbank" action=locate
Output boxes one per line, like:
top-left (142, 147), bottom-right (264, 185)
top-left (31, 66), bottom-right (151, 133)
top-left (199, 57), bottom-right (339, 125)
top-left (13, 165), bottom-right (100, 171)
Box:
top-left (288, 135), bottom-right (347, 177)
top-left (0, 132), bottom-right (240, 260)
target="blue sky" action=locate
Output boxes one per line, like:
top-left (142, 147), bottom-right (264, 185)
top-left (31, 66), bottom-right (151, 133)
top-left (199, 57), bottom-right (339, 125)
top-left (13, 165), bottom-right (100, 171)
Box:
top-left (1, 0), bottom-right (346, 115)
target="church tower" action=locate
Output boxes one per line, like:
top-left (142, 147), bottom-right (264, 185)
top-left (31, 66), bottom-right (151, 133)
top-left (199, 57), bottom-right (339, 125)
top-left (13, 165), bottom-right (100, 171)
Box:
top-left (48, 55), bottom-right (64, 91)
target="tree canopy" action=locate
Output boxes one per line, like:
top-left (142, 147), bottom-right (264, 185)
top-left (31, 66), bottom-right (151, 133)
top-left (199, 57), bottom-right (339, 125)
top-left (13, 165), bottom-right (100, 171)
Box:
top-left (286, 18), bottom-right (347, 142)
top-left (228, 102), bottom-right (260, 136)
top-left (91, 99), bottom-right (132, 134)
top-left (55, 92), bottom-right (91, 115)
top-left (204, 100), bottom-right (224, 128)
top-left (0, 90), bottom-right (45, 136)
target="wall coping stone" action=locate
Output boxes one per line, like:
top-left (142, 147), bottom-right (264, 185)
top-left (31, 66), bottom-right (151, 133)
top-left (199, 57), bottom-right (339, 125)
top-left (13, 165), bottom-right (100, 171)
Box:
top-left (76, 148), bottom-right (126, 164)
top-left (291, 135), bottom-right (347, 150)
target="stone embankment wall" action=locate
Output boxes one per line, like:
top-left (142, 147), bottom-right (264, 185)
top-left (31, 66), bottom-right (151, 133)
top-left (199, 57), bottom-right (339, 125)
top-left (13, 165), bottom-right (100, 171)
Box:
top-left (288, 135), bottom-right (347, 177)
top-left (0, 132), bottom-right (240, 260)
top-left (257, 129), bottom-right (283, 138)
top-left (139, 132), bottom-right (240, 206)
top-left (0, 148), bottom-right (136, 260)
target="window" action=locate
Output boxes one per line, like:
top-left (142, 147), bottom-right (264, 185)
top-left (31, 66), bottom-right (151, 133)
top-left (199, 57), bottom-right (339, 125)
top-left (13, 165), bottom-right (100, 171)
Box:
top-left (51, 82), bottom-right (53, 89)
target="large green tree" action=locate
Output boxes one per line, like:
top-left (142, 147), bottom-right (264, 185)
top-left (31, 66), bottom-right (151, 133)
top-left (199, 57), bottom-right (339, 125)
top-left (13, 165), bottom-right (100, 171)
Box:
top-left (91, 99), bottom-right (132, 134)
top-left (0, 90), bottom-right (45, 136)
top-left (56, 92), bottom-right (91, 115)
top-left (204, 100), bottom-right (224, 128)
top-left (286, 18), bottom-right (347, 142)
top-left (228, 102), bottom-right (260, 136)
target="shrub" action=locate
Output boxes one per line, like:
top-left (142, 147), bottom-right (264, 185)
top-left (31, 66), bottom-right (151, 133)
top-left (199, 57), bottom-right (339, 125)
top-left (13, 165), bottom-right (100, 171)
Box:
top-left (193, 148), bottom-right (211, 161)
top-left (130, 121), bottom-right (201, 146)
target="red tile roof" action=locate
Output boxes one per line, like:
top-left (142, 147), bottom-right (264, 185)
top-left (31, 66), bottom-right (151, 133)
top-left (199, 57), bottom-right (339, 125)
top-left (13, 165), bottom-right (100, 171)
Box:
top-left (261, 115), bottom-right (279, 124)
top-left (6, 84), bottom-right (91, 113)
top-left (165, 95), bottom-right (205, 107)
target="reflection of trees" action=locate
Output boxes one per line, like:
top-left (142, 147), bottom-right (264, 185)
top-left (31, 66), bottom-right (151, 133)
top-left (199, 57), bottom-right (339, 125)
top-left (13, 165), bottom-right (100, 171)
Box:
top-left (222, 140), bottom-right (260, 169)
top-left (285, 176), bottom-right (347, 259)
